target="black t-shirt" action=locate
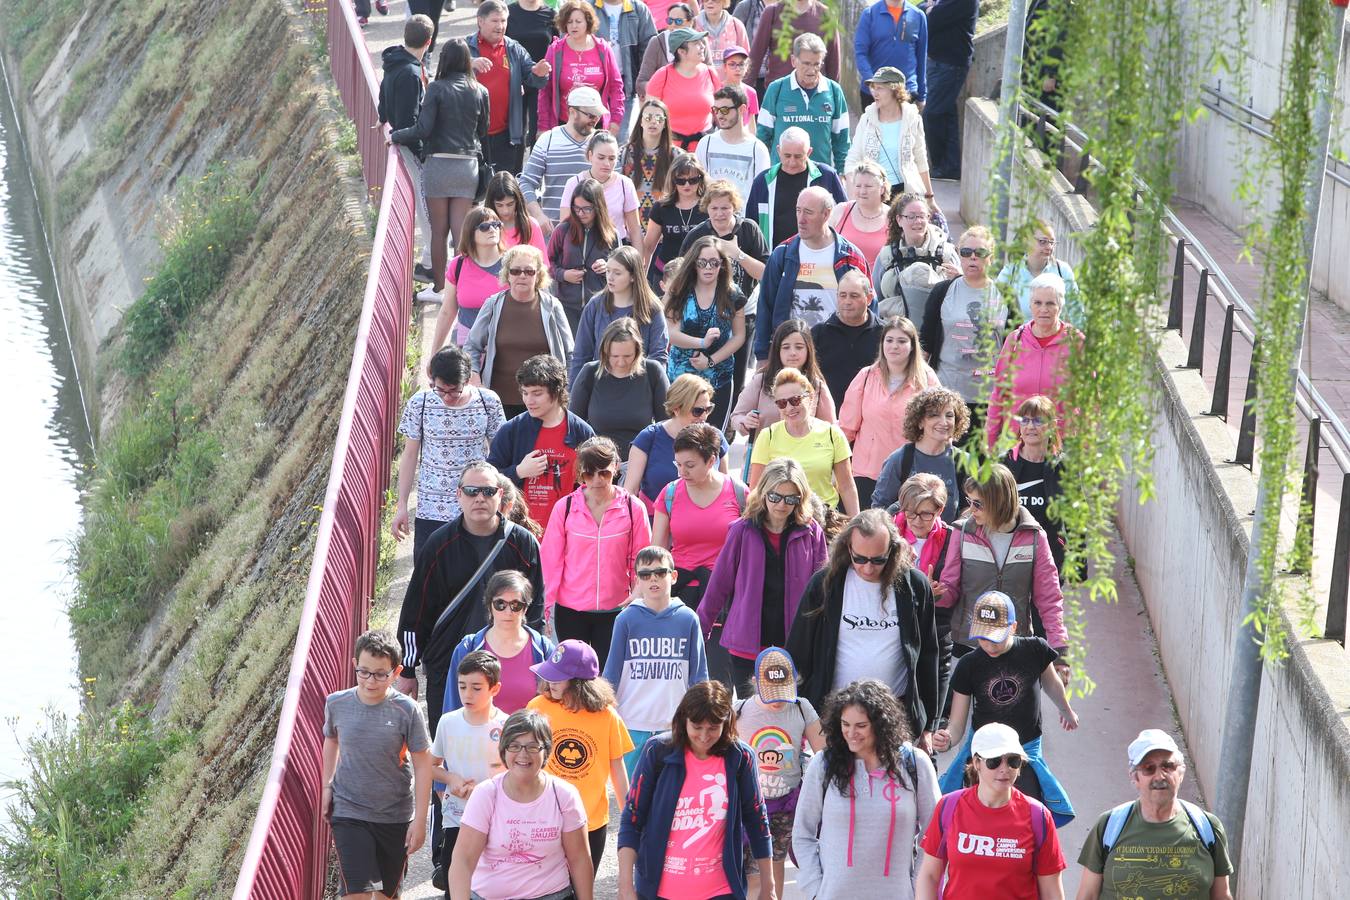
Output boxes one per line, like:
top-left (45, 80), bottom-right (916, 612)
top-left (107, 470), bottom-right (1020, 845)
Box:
top-left (1003, 453), bottom-right (1064, 569)
top-left (680, 217), bottom-right (771, 298)
top-left (506, 2), bottom-right (557, 63)
top-left (811, 316), bottom-right (884, 407)
top-left (759, 524), bottom-right (792, 649)
top-left (771, 169), bottom-right (809, 246)
top-left (950, 636), bottom-right (1059, 743)
top-left (650, 203), bottom-right (710, 267)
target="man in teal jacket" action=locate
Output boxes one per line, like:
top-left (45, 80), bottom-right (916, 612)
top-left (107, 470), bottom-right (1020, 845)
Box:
top-left (755, 32), bottom-right (850, 171)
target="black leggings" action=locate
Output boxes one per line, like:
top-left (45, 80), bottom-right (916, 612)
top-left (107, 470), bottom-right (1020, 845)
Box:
top-left (588, 824), bottom-right (607, 873)
top-left (729, 654), bottom-right (756, 699)
top-left (552, 605), bottom-right (623, 673)
top-left (709, 379), bottom-right (733, 432)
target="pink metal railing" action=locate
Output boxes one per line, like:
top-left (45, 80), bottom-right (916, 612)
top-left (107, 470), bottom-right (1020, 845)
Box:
top-left (234, 2), bottom-right (414, 895)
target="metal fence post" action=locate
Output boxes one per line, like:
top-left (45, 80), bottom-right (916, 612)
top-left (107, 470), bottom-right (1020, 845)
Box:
top-left (1290, 416), bottom-right (1321, 574)
top-left (1184, 268), bottom-right (1209, 369)
top-left (1326, 471), bottom-right (1350, 645)
top-left (1168, 240), bottom-right (1187, 330)
top-left (1208, 304), bottom-right (1236, 418)
top-left (1234, 343), bottom-right (1258, 466)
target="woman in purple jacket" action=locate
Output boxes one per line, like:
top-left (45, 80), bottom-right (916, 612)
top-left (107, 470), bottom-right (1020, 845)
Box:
top-left (698, 457), bottom-right (828, 697)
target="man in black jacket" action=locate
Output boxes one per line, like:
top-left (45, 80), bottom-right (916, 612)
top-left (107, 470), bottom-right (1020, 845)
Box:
top-left (786, 509), bottom-right (942, 753)
top-left (921, 0), bottom-right (978, 180)
top-left (810, 269), bottom-right (885, 407)
top-left (394, 460), bottom-right (545, 868)
top-left (379, 15), bottom-right (436, 283)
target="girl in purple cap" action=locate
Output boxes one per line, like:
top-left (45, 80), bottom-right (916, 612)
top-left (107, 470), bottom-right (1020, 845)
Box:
top-left (528, 638), bottom-right (635, 871)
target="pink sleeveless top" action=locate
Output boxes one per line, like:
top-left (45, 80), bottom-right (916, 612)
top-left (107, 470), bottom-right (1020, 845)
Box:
top-left (835, 201), bottom-right (888, 265)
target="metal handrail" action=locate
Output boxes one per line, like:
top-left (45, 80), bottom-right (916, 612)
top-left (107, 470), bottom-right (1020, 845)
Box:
top-left (1200, 83), bottom-right (1350, 189)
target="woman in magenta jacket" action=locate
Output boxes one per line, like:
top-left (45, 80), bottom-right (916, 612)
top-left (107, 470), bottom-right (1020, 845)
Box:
top-left (538, 1), bottom-right (627, 132)
top-left (697, 457), bottom-right (828, 697)
top-left (540, 437), bottom-right (652, 671)
top-left (985, 271), bottom-right (1083, 449)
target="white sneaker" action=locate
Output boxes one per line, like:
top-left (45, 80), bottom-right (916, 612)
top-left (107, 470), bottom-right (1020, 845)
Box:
top-left (415, 286), bottom-right (443, 304)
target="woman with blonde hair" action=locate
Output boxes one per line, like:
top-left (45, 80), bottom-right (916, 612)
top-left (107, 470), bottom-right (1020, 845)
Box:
top-left (625, 372), bottom-right (730, 508)
top-left (840, 316), bottom-right (940, 504)
top-left (847, 66), bottom-right (939, 206)
top-left (1001, 395), bottom-right (1068, 575)
top-left (749, 367), bottom-right (859, 516)
top-left (698, 457), bottom-right (828, 695)
top-left (570, 318), bottom-right (670, 458)
top-left (570, 245), bottom-right (669, 385)
top-left (828, 159), bottom-right (892, 263)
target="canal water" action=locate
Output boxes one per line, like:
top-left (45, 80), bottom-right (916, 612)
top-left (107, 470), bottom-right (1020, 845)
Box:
top-left (0, 61), bottom-right (90, 802)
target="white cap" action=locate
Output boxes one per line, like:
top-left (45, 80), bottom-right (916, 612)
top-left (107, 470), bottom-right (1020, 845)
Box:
top-left (970, 723), bottom-right (1025, 760)
top-left (1127, 728), bottom-right (1182, 767)
top-left (566, 86), bottom-right (605, 115)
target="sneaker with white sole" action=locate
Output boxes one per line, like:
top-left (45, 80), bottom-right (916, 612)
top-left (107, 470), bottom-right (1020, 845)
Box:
top-left (415, 286), bottom-right (443, 304)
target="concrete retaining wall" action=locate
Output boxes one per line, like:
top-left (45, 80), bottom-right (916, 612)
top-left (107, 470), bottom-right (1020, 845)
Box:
top-left (964, 93), bottom-right (1350, 897)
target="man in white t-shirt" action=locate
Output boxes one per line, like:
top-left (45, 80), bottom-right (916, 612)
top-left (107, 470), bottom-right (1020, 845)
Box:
top-left (789, 186), bottom-right (842, 328)
top-left (694, 83), bottom-right (770, 212)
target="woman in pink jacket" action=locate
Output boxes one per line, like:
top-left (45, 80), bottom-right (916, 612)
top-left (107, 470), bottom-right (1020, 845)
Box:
top-left (937, 463), bottom-right (1071, 686)
top-left (839, 316), bottom-right (940, 506)
top-left (541, 437), bottom-right (652, 670)
top-left (985, 271), bottom-right (1083, 450)
top-left (538, 1), bottom-right (627, 133)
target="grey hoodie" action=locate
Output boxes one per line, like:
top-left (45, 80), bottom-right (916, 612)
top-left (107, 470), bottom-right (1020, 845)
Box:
top-left (601, 597), bottom-right (709, 732)
top-left (792, 747), bottom-right (941, 900)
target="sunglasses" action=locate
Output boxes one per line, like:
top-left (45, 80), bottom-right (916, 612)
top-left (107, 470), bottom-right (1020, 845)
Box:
top-left (724, 59), bottom-right (747, 69)
top-left (476, 220), bottom-right (503, 232)
top-left (850, 552), bottom-right (889, 567)
top-left (569, 107), bottom-right (601, 121)
top-left (509, 267), bottom-right (538, 277)
top-left (1018, 415), bottom-right (1046, 427)
top-left (774, 395), bottom-right (805, 409)
top-left (461, 484), bottom-right (500, 498)
top-left (982, 754), bottom-right (1025, 770)
top-left (958, 246), bottom-right (993, 259)
top-left (582, 469), bottom-right (616, 481)
top-left (642, 113), bottom-right (668, 123)
top-left (711, 105), bottom-right (738, 115)
top-left (1135, 760), bottom-right (1181, 775)
top-left (690, 405), bottom-right (712, 417)
top-left (666, 15), bottom-right (687, 24)
top-left (492, 599), bottom-right (529, 612)
top-left (695, 258), bottom-right (722, 269)
top-left (1035, 236), bottom-right (1057, 246)
top-left (766, 490), bottom-right (801, 506)
top-left (637, 567), bottom-right (673, 580)
top-left (673, 176), bottom-right (703, 186)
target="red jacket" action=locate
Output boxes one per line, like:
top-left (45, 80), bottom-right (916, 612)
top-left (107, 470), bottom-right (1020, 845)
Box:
top-left (895, 511), bottom-right (952, 583)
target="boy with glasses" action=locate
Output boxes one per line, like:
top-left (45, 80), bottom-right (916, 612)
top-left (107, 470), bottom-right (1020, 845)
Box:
top-left (602, 544), bottom-right (709, 775)
top-left (321, 630), bottom-right (432, 900)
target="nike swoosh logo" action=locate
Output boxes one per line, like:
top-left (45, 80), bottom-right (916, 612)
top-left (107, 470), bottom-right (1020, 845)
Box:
top-left (1018, 479), bottom-right (1044, 490)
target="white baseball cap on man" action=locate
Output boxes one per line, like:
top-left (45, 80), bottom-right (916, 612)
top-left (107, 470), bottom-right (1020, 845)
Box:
top-left (1127, 728), bottom-right (1182, 767)
top-left (566, 86), bottom-right (606, 117)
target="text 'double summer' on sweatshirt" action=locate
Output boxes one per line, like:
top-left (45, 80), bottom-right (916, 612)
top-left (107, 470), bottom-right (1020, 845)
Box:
top-left (601, 597), bottom-right (709, 732)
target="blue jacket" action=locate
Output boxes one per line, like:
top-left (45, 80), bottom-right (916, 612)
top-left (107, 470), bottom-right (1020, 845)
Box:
top-left (754, 230), bottom-right (874, 359)
top-left (442, 624), bottom-right (555, 714)
top-left (745, 160), bottom-right (848, 250)
top-left (486, 410), bottom-right (596, 484)
top-left (855, 0), bottom-right (929, 101)
top-left (618, 734), bottom-right (772, 899)
top-left (466, 33), bottom-right (550, 147)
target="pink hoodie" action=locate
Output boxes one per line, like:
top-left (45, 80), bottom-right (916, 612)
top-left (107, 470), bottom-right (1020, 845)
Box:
top-left (985, 322), bottom-right (1083, 449)
top-left (540, 487), bottom-right (652, 612)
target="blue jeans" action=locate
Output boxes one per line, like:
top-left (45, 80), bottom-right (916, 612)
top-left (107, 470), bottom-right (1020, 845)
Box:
top-left (923, 58), bottom-right (972, 176)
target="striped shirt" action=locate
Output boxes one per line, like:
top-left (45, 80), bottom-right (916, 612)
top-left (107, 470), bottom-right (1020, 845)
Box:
top-left (519, 125), bottom-right (591, 224)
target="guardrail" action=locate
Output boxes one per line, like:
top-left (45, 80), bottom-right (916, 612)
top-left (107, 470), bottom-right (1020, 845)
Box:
top-left (1016, 96), bottom-right (1350, 645)
top-left (233, 2), bottom-right (414, 896)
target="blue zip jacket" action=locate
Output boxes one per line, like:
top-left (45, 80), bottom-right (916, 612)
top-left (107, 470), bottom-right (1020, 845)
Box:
top-left (442, 624), bottom-right (555, 714)
top-left (618, 733), bottom-right (772, 899)
top-left (753, 230), bottom-right (874, 359)
top-left (466, 33), bottom-right (550, 147)
top-left (855, 0), bottom-right (929, 101)
top-left (486, 410), bottom-right (596, 484)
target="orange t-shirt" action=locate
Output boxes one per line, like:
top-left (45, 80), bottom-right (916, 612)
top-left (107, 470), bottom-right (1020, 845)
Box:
top-left (887, 1), bottom-right (904, 24)
top-left (527, 695), bottom-right (634, 826)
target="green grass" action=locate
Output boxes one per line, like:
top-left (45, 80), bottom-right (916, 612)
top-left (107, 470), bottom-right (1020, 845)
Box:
top-left (0, 704), bottom-right (185, 897)
top-left (120, 164), bottom-right (259, 378)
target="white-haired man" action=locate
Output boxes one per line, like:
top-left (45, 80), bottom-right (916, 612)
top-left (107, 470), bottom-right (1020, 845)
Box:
top-left (745, 126), bottom-right (847, 249)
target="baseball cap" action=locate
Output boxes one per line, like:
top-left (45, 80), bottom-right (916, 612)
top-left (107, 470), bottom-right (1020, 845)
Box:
top-left (667, 27), bottom-right (709, 54)
top-left (755, 647), bottom-right (798, 704)
top-left (866, 66), bottom-right (907, 86)
top-left (1127, 728), bottom-right (1182, 767)
top-left (567, 86), bottom-right (605, 116)
top-left (969, 591), bottom-right (1017, 643)
top-left (530, 639), bottom-right (599, 682)
top-left (723, 45), bottom-right (750, 61)
top-left (970, 723), bottom-right (1026, 760)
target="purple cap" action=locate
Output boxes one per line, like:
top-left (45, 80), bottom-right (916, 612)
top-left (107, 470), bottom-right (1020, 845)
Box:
top-left (530, 639), bottom-right (599, 682)
top-left (723, 45), bottom-right (750, 61)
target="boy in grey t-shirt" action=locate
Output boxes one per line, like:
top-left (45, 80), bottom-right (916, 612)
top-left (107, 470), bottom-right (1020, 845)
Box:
top-left (735, 648), bottom-right (825, 900)
top-left (322, 629), bottom-right (433, 898)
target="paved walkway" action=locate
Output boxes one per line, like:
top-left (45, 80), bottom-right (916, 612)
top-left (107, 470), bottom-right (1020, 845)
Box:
top-left (356, 8), bottom-right (1200, 896)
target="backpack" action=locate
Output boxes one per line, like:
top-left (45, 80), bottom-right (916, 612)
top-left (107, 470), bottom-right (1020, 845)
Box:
top-left (935, 787), bottom-right (1049, 862)
top-left (1101, 799), bottom-right (1216, 858)
top-left (662, 476), bottom-right (747, 516)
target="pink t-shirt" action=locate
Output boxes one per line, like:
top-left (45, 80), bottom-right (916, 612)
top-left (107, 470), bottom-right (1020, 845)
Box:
top-left (486, 638), bottom-right (537, 714)
top-left (739, 83), bottom-right (760, 127)
top-left (559, 173), bottom-right (641, 239)
top-left (648, 64), bottom-right (722, 137)
top-left (460, 774), bottom-right (588, 900)
top-left (657, 750), bottom-right (733, 900)
top-left (834, 201), bottom-right (889, 267)
top-left (503, 218), bottom-right (548, 253)
top-left (557, 43), bottom-right (607, 104)
top-left (669, 477), bottom-right (742, 572)
top-left (446, 255), bottom-right (505, 328)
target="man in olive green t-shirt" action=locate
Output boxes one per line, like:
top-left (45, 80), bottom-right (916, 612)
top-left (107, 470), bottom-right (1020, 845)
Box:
top-left (1075, 728), bottom-right (1234, 900)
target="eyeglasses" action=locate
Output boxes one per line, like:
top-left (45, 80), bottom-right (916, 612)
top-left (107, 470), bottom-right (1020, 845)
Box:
top-left (637, 567), bottom-right (673, 579)
top-left (461, 484), bottom-right (500, 498)
top-left (690, 405), bottom-right (712, 417)
top-left (569, 106), bottom-right (601, 121)
top-left (572, 204), bottom-right (595, 215)
top-left (673, 176), bottom-right (703, 186)
top-left (766, 491), bottom-right (801, 506)
top-left (908, 509), bottom-right (938, 521)
top-left (711, 105), bottom-right (738, 115)
top-left (666, 15), bottom-right (687, 25)
top-left (982, 754), bottom-right (1025, 770)
top-left (1035, 236), bottom-right (1057, 247)
top-left (1018, 416), bottom-right (1046, 427)
top-left (969, 498), bottom-right (985, 511)
top-left (958, 246), bottom-right (993, 259)
top-left (850, 552), bottom-right (889, 567)
top-left (901, 213), bottom-right (930, 222)
top-left (1135, 760), bottom-right (1181, 775)
top-left (642, 113), bottom-right (668, 124)
top-left (430, 382), bottom-right (464, 398)
top-left (583, 469), bottom-right (616, 481)
top-left (492, 599), bottom-right (529, 612)
top-left (774, 395), bottom-right (805, 409)
top-left (509, 267), bottom-right (538, 277)
top-left (695, 258), bottom-right (722, 269)
top-left (355, 668), bottom-right (394, 681)
top-left (476, 221), bottom-right (503, 232)
top-left (724, 59), bottom-right (747, 69)
top-left (505, 742), bottom-right (546, 755)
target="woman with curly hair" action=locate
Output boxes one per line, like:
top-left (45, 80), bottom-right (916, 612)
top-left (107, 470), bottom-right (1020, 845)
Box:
top-left (870, 386), bottom-right (971, 520)
top-left (792, 679), bottom-right (940, 900)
